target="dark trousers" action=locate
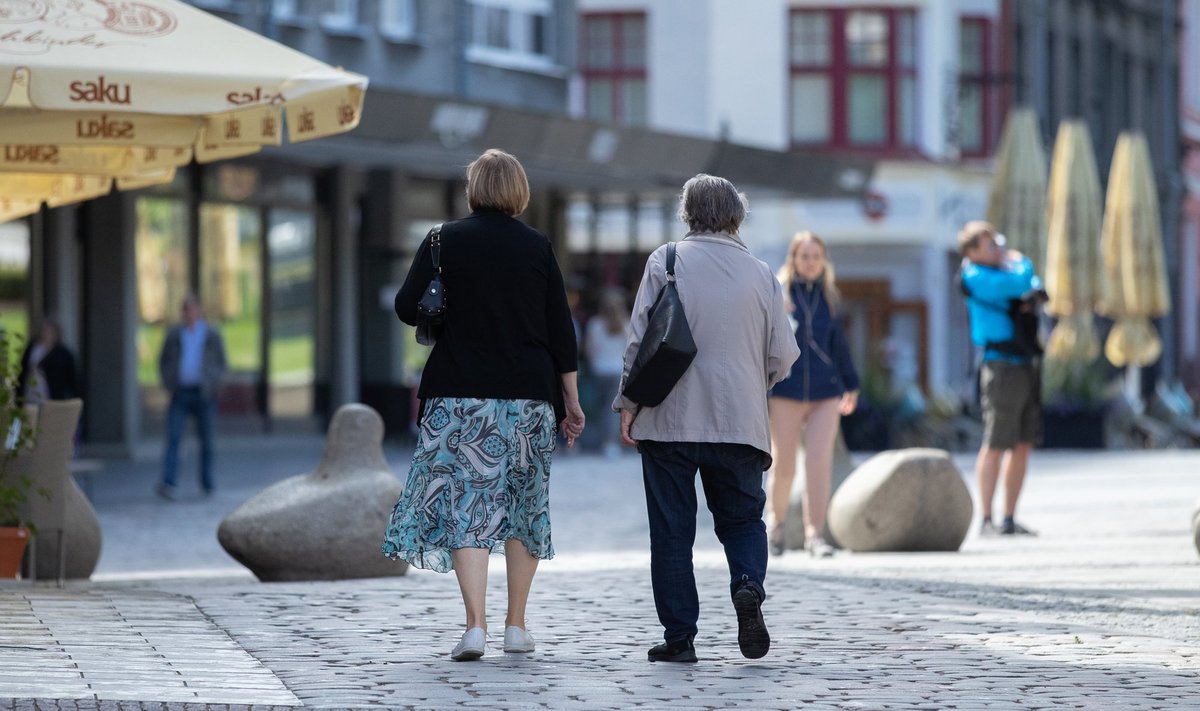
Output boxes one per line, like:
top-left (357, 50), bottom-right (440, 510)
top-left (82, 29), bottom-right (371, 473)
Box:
top-left (639, 440), bottom-right (768, 643)
top-left (162, 386), bottom-right (216, 492)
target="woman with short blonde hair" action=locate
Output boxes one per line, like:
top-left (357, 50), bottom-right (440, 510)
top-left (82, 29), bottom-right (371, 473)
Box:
top-left (385, 148), bottom-right (585, 661)
top-left (466, 148), bottom-right (531, 216)
top-left (767, 231), bottom-right (859, 559)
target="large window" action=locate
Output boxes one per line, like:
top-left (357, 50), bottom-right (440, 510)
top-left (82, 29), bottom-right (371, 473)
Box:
top-left (581, 12), bottom-right (647, 126)
top-left (380, 0), bottom-right (416, 39)
top-left (958, 17), bottom-right (994, 157)
top-left (789, 7), bottom-right (917, 150)
top-left (467, 0), bottom-right (556, 71)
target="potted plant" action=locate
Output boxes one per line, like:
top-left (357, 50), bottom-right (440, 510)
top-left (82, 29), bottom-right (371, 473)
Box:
top-left (0, 329), bottom-right (42, 578)
top-left (1041, 355), bottom-right (1119, 449)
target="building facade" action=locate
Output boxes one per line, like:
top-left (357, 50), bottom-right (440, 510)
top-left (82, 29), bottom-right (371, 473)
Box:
top-left (7, 0), bottom-right (870, 457)
top-left (574, 0), bottom-right (1006, 403)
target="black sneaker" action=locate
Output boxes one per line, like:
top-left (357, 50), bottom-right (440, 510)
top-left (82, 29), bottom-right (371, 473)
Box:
top-left (1000, 519), bottom-right (1037, 536)
top-left (979, 519), bottom-right (998, 537)
top-left (733, 585), bottom-right (770, 659)
top-left (648, 635), bottom-right (697, 663)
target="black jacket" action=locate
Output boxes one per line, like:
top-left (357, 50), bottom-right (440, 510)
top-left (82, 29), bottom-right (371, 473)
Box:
top-left (18, 342), bottom-right (79, 401)
top-left (395, 210), bottom-right (578, 422)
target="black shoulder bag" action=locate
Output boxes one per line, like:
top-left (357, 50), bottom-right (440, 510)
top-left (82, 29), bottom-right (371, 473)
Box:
top-left (415, 224), bottom-right (445, 346)
top-left (621, 242), bottom-right (698, 407)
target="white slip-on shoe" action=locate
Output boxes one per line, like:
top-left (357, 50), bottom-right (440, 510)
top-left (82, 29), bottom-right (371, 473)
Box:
top-left (450, 627), bottom-right (486, 661)
top-left (503, 626), bottom-right (535, 653)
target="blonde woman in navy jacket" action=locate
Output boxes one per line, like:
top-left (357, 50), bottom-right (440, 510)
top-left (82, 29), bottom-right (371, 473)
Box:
top-left (767, 232), bottom-right (859, 558)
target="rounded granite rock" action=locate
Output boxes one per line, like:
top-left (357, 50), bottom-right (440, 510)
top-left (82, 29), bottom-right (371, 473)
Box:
top-left (217, 404), bottom-right (409, 581)
top-left (828, 448), bottom-right (973, 552)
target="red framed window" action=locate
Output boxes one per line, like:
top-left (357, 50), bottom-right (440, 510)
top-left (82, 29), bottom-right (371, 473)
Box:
top-left (958, 17), bottom-right (994, 157)
top-left (789, 7), bottom-right (918, 151)
top-left (581, 12), bottom-right (647, 126)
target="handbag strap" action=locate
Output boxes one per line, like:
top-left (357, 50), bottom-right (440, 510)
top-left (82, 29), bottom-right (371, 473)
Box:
top-left (429, 224), bottom-right (443, 275)
top-left (666, 241), bottom-right (677, 282)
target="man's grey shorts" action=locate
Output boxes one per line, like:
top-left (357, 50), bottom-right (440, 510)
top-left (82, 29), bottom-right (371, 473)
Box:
top-left (980, 360), bottom-right (1042, 449)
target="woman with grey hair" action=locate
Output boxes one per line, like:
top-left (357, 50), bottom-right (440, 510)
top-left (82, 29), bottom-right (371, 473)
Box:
top-left (614, 174), bottom-right (800, 663)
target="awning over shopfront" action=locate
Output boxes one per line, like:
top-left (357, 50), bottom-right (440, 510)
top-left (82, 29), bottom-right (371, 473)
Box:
top-left (0, 0), bottom-right (367, 221)
top-left (269, 89), bottom-right (875, 199)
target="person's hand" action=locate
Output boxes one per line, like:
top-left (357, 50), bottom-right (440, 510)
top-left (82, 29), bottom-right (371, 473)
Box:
top-left (839, 390), bottom-right (859, 415)
top-left (561, 398), bottom-right (585, 448)
top-left (620, 409), bottom-right (638, 447)
top-left (1006, 249), bottom-right (1024, 262)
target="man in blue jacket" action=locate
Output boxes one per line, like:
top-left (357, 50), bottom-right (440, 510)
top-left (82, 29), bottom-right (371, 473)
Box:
top-left (959, 221), bottom-right (1046, 536)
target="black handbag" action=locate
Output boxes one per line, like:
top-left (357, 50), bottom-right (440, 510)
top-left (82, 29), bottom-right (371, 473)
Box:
top-left (621, 242), bottom-right (697, 407)
top-left (415, 224), bottom-right (445, 347)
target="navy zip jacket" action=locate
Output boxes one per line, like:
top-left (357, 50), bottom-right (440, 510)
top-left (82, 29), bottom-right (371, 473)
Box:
top-left (769, 279), bottom-right (860, 402)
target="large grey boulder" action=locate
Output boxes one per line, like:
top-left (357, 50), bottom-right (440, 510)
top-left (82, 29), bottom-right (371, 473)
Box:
top-left (782, 430), bottom-right (854, 551)
top-left (828, 448), bottom-right (972, 552)
top-left (218, 404), bottom-right (408, 581)
top-left (1192, 498), bottom-right (1199, 557)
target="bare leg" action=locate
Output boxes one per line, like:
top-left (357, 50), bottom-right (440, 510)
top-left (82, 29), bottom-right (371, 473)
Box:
top-left (767, 398), bottom-right (806, 538)
top-left (801, 398), bottom-right (841, 540)
top-left (504, 539), bottom-right (539, 628)
top-left (1001, 442), bottom-right (1032, 518)
top-left (452, 547), bottom-right (490, 631)
top-left (975, 446), bottom-right (1005, 521)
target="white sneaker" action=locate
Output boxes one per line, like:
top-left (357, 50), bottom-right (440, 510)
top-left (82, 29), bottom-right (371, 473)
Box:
top-left (503, 625), bottom-right (535, 653)
top-left (806, 535), bottom-right (835, 558)
top-left (450, 627), bottom-right (486, 661)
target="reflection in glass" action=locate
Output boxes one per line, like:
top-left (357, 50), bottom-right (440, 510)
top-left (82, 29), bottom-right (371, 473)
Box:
top-left (0, 221), bottom-right (29, 343)
top-left (135, 197), bottom-right (190, 388)
top-left (200, 203), bottom-right (262, 415)
top-left (791, 75), bottom-right (831, 143)
top-left (848, 74), bottom-right (887, 144)
top-left (268, 209), bottom-right (316, 419)
top-left (846, 11), bottom-right (888, 66)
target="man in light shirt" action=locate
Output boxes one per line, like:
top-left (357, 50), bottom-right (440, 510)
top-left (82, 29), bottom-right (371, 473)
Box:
top-left (157, 294), bottom-right (227, 500)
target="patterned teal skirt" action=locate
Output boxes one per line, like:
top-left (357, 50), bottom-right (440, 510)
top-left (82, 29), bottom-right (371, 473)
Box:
top-left (382, 397), bottom-right (557, 573)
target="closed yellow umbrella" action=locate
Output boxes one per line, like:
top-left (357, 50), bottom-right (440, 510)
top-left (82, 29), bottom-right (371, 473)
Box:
top-left (0, 0), bottom-right (367, 221)
top-left (1097, 131), bottom-right (1171, 366)
top-left (987, 107), bottom-right (1047, 271)
top-left (1044, 120), bottom-right (1103, 361)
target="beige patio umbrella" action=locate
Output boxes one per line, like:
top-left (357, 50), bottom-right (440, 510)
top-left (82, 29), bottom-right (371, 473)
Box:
top-left (986, 107), bottom-right (1047, 270)
top-left (0, 0), bottom-right (367, 221)
top-left (1043, 120), bottom-right (1103, 362)
top-left (1097, 131), bottom-right (1171, 367)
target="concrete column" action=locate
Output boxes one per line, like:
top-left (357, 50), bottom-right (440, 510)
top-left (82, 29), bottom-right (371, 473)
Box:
top-left (358, 169), bottom-right (411, 436)
top-left (327, 165), bottom-right (360, 411)
top-left (80, 192), bottom-right (138, 457)
top-left (40, 206), bottom-right (81, 349)
top-left (923, 245), bottom-right (949, 395)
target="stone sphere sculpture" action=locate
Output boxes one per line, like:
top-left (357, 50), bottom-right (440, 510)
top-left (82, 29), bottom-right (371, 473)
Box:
top-left (218, 404), bottom-right (409, 581)
top-left (828, 448), bottom-right (973, 552)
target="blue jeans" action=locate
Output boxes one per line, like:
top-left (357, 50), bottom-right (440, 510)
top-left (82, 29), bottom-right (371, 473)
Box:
top-left (162, 386), bottom-right (216, 492)
top-left (639, 440), bottom-right (768, 643)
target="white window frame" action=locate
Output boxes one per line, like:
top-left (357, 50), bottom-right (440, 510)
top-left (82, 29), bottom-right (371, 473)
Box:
top-left (379, 0), bottom-right (417, 40)
top-left (319, 0), bottom-right (359, 32)
top-left (466, 0), bottom-right (560, 74)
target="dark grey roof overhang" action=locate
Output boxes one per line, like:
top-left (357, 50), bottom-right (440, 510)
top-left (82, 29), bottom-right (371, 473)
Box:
top-left (267, 88), bottom-right (874, 199)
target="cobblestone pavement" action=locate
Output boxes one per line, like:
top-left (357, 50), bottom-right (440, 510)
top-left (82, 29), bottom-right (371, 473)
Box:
top-left (1, 440), bottom-right (1198, 709)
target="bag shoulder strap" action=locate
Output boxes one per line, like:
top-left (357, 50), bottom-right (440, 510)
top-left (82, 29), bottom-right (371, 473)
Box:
top-left (429, 224), bottom-right (443, 274)
top-left (665, 241), bottom-right (677, 282)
